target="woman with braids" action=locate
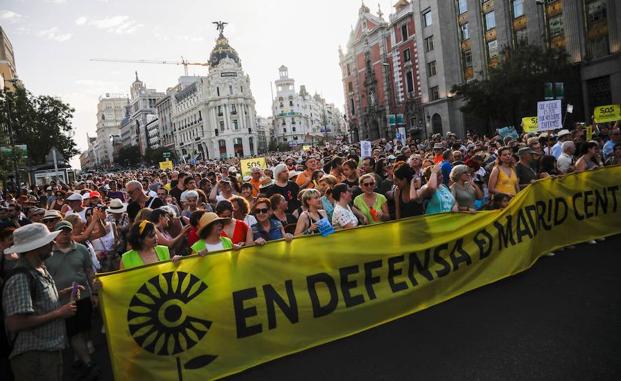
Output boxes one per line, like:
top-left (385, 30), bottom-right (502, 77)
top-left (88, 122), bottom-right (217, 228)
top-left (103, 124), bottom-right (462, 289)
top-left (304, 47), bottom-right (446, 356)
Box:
top-left (120, 220), bottom-right (183, 269)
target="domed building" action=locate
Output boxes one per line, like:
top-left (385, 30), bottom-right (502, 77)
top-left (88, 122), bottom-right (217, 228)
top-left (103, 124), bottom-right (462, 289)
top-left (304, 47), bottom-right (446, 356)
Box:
top-left (169, 27), bottom-right (258, 161)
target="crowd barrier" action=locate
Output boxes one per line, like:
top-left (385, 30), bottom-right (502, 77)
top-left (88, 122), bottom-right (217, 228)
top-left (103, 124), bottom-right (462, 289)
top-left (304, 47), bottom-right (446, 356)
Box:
top-left (98, 166), bottom-right (621, 381)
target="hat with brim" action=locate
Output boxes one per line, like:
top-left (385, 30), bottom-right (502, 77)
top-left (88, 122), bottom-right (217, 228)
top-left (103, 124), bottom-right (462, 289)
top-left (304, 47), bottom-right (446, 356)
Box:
top-left (42, 209), bottom-right (62, 220)
top-left (54, 220), bottom-right (73, 231)
top-left (557, 129), bottom-right (571, 138)
top-left (518, 147), bottom-right (536, 156)
top-left (288, 170), bottom-right (301, 180)
top-left (106, 198), bottom-right (127, 214)
top-left (5, 223), bottom-right (61, 254)
top-left (197, 212), bottom-right (228, 235)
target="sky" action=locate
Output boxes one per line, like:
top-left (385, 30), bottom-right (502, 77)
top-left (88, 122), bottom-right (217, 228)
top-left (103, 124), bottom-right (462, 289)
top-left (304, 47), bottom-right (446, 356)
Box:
top-left (1, 0), bottom-right (398, 167)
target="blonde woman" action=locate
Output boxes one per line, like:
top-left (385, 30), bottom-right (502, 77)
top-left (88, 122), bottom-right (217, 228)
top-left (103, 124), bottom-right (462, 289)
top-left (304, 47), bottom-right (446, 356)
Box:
top-left (294, 189), bottom-right (330, 236)
top-left (317, 174), bottom-right (338, 221)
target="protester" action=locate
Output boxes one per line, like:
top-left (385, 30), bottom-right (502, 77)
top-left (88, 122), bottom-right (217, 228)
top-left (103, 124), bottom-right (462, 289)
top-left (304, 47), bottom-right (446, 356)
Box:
top-left (251, 198), bottom-right (293, 244)
top-left (515, 147), bottom-right (539, 190)
top-left (449, 164), bottom-right (483, 211)
top-left (2, 223), bottom-right (77, 381)
top-left (557, 141), bottom-right (576, 174)
top-left (488, 146), bottom-right (519, 197)
top-left (120, 221), bottom-right (181, 269)
top-left (419, 164), bottom-right (457, 214)
top-left (353, 174), bottom-right (389, 224)
top-left (125, 180), bottom-right (164, 222)
top-left (391, 162), bottom-right (423, 219)
top-left (190, 212), bottom-right (234, 255)
top-left (575, 142), bottom-right (599, 172)
top-left (331, 184), bottom-right (359, 229)
top-left (262, 164), bottom-right (301, 214)
top-left (294, 189), bottom-right (331, 236)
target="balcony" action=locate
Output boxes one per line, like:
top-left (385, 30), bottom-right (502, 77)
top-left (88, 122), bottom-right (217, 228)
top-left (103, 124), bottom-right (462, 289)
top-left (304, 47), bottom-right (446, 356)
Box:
top-left (546, 1), bottom-right (562, 18)
top-left (482, 0), bottom-right (494, 13)
top-left (485, 29), bottom-right (497, 42)
top-left (513, 16), bottom-right (527, 31)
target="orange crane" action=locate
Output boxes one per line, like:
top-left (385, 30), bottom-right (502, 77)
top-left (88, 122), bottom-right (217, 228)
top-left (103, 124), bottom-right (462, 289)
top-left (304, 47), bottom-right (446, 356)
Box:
top-left (89, 57), bottom-right (208, 76)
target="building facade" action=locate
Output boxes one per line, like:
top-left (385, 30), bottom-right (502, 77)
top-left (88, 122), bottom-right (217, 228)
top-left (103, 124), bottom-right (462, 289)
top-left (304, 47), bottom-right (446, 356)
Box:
top-left (340, 1), bottom-right (421, 143)
top-left (0, 26), bottom-right (18, 91)
top-left (120, 72), bottom-right (164, 154)
top-left (93, 93), bottom-right (128, 167)
top-left (412, 0), bottom-right (621, 136)
top-left (255, 116), bottom-right (271, 154)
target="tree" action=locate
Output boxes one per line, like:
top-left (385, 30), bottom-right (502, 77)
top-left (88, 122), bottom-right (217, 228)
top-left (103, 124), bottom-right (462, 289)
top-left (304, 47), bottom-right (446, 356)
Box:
top-left (0, 86), bottom-right (79, 166)
top-left (115, 145), bottom-right (141, 166)
top-left (452, 41), bottom-right (581, 133)
top-left (144, 147), bottom-right (172, 165)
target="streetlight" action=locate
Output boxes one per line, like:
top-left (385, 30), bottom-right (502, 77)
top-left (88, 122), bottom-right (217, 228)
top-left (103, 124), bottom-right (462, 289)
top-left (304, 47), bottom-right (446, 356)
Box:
top-left (2, 77), bottom-right (21, 192)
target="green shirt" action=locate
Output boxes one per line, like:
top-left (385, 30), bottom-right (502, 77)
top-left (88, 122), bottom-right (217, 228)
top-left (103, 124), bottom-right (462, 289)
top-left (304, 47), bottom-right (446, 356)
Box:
top-left (47, 242), bottom-right (93, 302)
top-left (121, 245), bottom-right (170, 269)
top-left (191, 237), bottom-right (233, 254)
top-left (353, 193), bottom-right (387, 224)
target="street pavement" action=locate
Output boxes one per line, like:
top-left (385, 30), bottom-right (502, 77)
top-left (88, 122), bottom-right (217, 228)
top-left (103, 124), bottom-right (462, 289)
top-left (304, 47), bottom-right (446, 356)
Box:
top-left (76, 234), bottom-right (621, 381)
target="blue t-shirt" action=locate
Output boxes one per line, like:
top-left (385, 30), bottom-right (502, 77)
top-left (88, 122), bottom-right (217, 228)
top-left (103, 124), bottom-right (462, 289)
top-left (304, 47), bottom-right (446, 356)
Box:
top-left (425, 185), bottom-right (455, 215)
top-left (251, 219), bottom-right (284, 242)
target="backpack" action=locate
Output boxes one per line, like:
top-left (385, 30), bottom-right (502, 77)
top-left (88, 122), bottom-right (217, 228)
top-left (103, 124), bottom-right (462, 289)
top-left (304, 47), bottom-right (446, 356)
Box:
top-left (0, 266), bottom-right (37, 357)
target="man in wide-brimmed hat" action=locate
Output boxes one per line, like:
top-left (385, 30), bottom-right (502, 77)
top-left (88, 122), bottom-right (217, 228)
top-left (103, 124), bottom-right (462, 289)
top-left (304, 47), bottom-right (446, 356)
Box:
top-left (2, 223), bottom-right (78, 381)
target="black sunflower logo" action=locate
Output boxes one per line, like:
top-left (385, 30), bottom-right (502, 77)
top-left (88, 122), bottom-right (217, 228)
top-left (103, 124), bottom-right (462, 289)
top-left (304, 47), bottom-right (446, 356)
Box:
top-left (128, 271), bottom-right (217, 379)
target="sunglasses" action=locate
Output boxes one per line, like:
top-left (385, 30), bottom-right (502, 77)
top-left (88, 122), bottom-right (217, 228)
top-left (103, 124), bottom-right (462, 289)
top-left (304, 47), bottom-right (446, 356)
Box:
top-left (362, 182), bottom-right (375, 187)
top-left (255, 208), bottom-right (269, 214)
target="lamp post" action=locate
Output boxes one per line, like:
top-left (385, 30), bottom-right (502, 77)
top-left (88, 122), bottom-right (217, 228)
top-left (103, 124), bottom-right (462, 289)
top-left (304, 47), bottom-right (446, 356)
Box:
top-left (2, 78), bottom-right (21, 192)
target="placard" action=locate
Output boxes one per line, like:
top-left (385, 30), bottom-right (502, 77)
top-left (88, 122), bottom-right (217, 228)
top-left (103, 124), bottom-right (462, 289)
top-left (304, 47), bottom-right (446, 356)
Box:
top-left (239, 157), bottom-right (267, 177)
top-left (521, 117), bottom-right (538, 133)
top-left (537, 100), bottom-right (562, 131)
top-left (360, 140), bottom-right (372, 158)
top-left (594, 104), bottom-right (621, 124)
top-left (159, 160), bottom-right (173, 170)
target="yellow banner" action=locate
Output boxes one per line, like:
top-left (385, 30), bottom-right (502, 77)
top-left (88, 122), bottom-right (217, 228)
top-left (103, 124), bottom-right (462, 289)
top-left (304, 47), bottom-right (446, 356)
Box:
top-left (521, 116), bottom-right (538, 133)
top-left (302, 145), bottom-right (312, 151)
top-left (239, 157), bottom-right (266, 177)
top-left (594, 104), bottom-right (621, 124)
top-left (99, 167), bottom-right (621, 381)
top-left (159, 160), bottom-right (173, 170)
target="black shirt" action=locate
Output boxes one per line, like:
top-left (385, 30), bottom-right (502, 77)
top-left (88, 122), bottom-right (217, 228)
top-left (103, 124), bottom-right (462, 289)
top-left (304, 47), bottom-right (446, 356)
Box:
top-left (169, 186), bottom-right (184, 204)
top-left (263, 181), bottom-right (300, 214)
top-left (127, 196), bottom-right (164, 221)
top-left (516, 162), bottom-right (537, 188)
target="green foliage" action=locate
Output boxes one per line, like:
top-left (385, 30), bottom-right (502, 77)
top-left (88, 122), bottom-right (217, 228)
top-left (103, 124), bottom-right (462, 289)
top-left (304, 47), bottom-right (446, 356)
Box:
top-left (0, 86), bottom-right (79, 166)
top-left (115, 145), bottom-right (141, 166)
top-left (452, 42), bottom-right (580, 131)
top-left (144, 147), bottom-right (173, 164)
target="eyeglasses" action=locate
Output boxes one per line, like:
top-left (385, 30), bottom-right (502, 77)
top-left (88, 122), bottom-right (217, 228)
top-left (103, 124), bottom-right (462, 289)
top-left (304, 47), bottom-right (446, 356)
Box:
top-left (362, 182), bottom-right (375, 187)
top-left (255, 208), bottom-right (269, 214)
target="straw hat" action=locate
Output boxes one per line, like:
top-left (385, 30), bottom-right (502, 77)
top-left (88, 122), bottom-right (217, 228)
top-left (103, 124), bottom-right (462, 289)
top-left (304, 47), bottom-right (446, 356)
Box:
top-left (197, 212), bottom-right (228, 235)
top-left (106, 198), bottom-right (127, 214)
top-left (4, 223), bottom-right (61, 254)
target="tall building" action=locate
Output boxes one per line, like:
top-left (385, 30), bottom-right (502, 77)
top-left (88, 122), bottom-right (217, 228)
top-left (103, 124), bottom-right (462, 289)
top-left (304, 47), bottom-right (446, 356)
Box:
top-left (339, 1), bottom-right (421, 142)
top-left (0, 26), bottom-right (18, 91)
top-left (256, 116), bottom-right (271, 154)
top-left (161, 28), bottom-right (259, 161)
top-left (120, 72), bottom-right (164, 155)
top-left (412, 0), bottom-right (621, 136)
top-left (155, 94), bottom-right (174, 150)
top-left (93, 93), bottom-right (128, 166)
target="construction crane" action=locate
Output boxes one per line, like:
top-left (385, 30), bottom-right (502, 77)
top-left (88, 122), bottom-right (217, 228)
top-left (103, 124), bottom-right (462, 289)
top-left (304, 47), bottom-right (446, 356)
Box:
top-left (90, 57), bottom-right (209, 76)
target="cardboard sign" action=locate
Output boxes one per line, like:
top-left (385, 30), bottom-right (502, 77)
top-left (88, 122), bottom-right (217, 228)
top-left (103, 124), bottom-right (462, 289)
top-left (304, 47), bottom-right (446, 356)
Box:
top-left (522, 117), bottom-right (538, 133)
top-left (594, 104), bottom-right (621, 124)
top-left (240, 157), bottom-right (267, 177)
top-left (537, 100), bottom-right (563, 131)
top-left (498, 126), bottom-right (519, 140)
top-left (360, 140), bottom-right (372, 158)
top-left (159, 160), bottom-right (173, 170)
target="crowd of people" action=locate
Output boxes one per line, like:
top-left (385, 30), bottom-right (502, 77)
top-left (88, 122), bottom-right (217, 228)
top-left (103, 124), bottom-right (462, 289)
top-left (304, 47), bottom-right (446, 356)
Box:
top-left (0, 121), bottom-right (620, 381)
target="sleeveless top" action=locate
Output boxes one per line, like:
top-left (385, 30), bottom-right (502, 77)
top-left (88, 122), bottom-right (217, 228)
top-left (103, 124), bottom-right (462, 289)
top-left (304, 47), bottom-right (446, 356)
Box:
top-left (191, 237), bottom-right (233, 254)
top-left (425, 185), bottom-right (456, 215)
top-left (121, 245), bottom-right (170, 269)
top-left (220, 219), bottom-right (249, 245)
top-left (451, 182), bottom-right (476, 210)
top-left (353, 193), bottom-right (387, 224)
top-left (395, 187), bottom-right (424, 218)
top-left (495, 166), bottom-right (518, 196)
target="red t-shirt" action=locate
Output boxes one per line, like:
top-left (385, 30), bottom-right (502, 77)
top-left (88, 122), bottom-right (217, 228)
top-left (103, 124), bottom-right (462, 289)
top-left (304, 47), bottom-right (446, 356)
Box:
top-left (187, 227), bottom-right (199, 247)
top-left (220, 219), bottom-right (249, 245)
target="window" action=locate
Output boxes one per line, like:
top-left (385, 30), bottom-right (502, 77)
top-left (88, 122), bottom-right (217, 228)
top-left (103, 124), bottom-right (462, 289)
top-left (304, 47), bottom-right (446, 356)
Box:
top-left (424, 36), bottom-right (434, 52)
top-left (513, 0), bottom-right (524, 18)
top-left (292, 127), bottom-right (296, 132)
top-left (488, 40), bottom-right (499, 58)
top-left (219, 121), bottom-right (224, 130)
top-left (283, 128), bottom-right (287, 133)
top-left (346, 63), bottom-right (351, 76)
top-left (233, 119), bottom-right (239, 130)
top-left (423, 10), bottom-right (432, 27)
top-left (229, 85), bottom-right (233, 95)
top-left (350, 98), bottom-right (355, 115)
top-left (401, 24), bottom-right (408, 41)
top-left (289, 100), bottom-right (293, 106)
top-left (430, 86), bottom-right (440, 101)
top-left (549, 15), bottom-right (564, 37)
top-left (218, 105), bottom-right (222, 116)
top-left (427, 61), bottom-right (437, 77)
top-left (516, 28), bottom-right (528, 42)
top-left (458, 0), bottom-right (467, 14)
top-left (403, 48), bottom-right (411, 62)
top-left (586, 0), bottom-right (607, 23)
top-left (463, 50), bottom-right (473, 67)
top-left (461, 23), bottom-right (470, 40)
top-left (485, 11), bottom-right (496, 30)
top-left (231, 104), bottom-right (237, 114)
top-left (292, 118), bottom-right (296, 124)
top-left (216, 87), bottom-right (220, 96)
top-left (348, 82), bottom-right (353, 92)
top-left (406, 71), bottom-right (414, 94)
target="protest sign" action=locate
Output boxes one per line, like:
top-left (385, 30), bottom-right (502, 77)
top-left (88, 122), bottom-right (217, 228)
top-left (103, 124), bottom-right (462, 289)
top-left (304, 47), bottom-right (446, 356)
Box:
top-left (537, 100), bottom-right (563, 131)
top-left (239, 157), bottom-right (267, 177)
top-left (159, 160), bottom-right (173, 170)
top-left (498, 126), bottom-right (519, 140)
top-left (302, 145), bottom-right (312, 152)
top-left (99, 167), bottom-right (621, 381)
top-left (360, 140), bottom-right (372, 158)
top-left (593, 104), bottom-right (621, 124)
top-left (521, 117), bottom-right (538, 133)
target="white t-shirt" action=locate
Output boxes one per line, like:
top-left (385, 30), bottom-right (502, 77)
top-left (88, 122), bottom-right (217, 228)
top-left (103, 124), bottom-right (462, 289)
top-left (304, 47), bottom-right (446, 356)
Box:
top-left (244, 214), bottom-right (257, 227)
top-left (332, 204), bottom-right (358, 229)
top-left (205, 241), bottom-right (225, 252)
